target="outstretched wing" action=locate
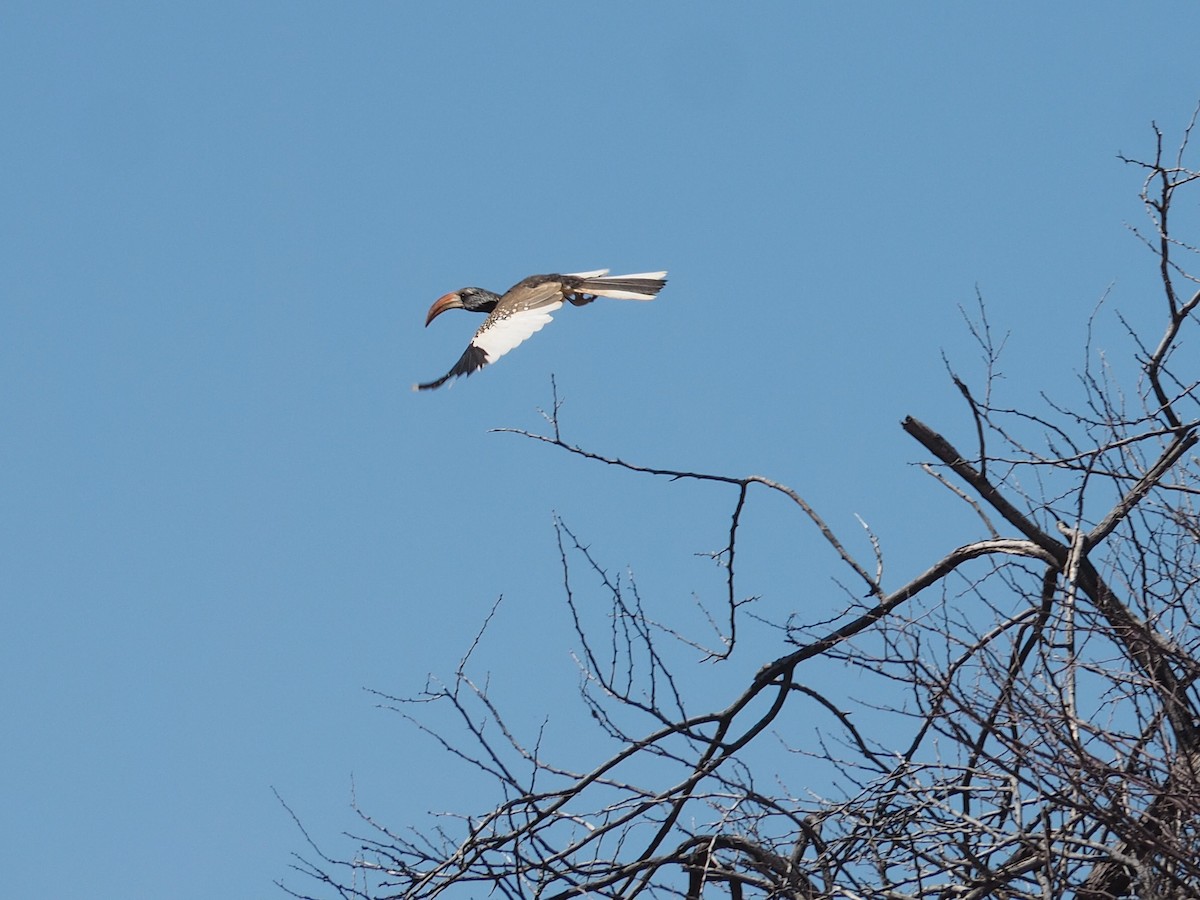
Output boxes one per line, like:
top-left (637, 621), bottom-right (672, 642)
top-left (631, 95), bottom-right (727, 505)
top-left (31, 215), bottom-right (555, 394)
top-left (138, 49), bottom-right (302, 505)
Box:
top-left (414, 280), bottom-right (566, 391)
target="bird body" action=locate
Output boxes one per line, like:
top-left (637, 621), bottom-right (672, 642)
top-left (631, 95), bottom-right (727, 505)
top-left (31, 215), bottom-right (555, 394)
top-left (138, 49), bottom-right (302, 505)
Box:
top-left (415, 269), bottom-right (667, 391)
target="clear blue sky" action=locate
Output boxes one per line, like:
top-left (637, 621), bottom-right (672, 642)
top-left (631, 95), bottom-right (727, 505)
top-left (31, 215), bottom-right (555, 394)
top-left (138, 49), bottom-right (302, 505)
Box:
top-left (3, 4), bottom-right (1198, 897)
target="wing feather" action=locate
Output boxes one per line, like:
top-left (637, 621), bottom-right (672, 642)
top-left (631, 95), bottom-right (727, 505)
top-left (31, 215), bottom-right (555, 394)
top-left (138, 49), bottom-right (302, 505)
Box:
top-left (413, 300), bottom-right (564, 391)
top-left (472, 300), bottom-right (563, 363)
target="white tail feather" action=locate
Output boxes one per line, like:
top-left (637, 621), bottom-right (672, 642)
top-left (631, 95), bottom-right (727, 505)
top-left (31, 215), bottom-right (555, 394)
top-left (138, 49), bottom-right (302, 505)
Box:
top-left (585, 288), bottom-right (659, 300)
top-left (599, 271), bottom-right (668, 281)
top-left (578, 270), bottom-right (668, 301)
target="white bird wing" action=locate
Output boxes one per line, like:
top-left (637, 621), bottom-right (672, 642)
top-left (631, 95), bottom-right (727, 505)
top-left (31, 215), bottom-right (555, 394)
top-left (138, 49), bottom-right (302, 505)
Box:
top-left (413, 282), bottom-right (567, 391)
top-left (472, 299), bottom-right (564, 364)
top-left (415, 275), bottom-right (616, 391)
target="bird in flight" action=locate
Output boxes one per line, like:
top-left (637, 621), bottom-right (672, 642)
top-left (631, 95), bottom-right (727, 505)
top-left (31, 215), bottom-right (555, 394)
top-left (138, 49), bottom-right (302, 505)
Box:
top-left (415, 269), bottom-right (668, 391)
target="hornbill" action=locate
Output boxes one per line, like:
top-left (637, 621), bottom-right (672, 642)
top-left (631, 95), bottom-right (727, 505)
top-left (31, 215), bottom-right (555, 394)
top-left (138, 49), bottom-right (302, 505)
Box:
top-left (414, 269), bottom-right (668, 391)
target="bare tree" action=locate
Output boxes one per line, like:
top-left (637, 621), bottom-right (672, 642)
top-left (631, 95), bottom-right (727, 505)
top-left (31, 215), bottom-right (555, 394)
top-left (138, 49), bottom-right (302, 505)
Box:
top-left (280, 116), bottom-right (1200, 899)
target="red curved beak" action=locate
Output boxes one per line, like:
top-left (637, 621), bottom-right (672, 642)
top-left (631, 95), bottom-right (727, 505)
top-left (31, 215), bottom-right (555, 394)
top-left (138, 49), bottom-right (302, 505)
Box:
top-left (425, 291), bottom-right (463, 327)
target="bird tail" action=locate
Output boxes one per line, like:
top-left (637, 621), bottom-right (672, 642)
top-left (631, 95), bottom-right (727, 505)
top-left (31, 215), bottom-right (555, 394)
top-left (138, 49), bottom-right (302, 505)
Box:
top-left (572, 271), bottom-right (668, 301)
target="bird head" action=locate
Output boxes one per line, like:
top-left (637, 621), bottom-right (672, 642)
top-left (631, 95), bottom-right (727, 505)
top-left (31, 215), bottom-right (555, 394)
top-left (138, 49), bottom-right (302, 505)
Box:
top-left (424, 287), bottom-right (500, 326)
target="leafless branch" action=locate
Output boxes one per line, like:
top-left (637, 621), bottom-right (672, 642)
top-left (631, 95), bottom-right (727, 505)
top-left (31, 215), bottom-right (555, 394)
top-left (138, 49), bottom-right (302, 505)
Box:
top-left (284, 112), bottom-right (1200, 900)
